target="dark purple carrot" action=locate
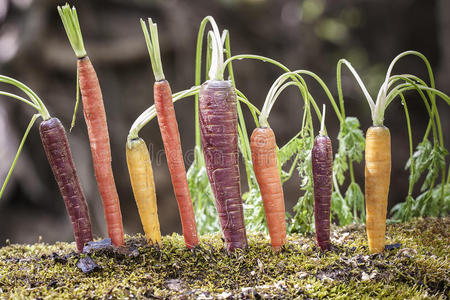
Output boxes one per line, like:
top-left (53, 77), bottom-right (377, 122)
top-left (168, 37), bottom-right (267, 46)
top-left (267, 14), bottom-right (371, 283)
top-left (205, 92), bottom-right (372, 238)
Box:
top-left (40, 118), bottom-right (93, 252)
top-left (199, 79), bottom-right (247, 252)
top-left (0, 75), bottom-right (92, 253)
top-left (312, 105), bottom-right (333, 251)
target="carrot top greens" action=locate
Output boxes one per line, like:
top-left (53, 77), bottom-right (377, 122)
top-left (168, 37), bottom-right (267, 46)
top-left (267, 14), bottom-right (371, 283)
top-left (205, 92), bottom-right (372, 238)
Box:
top-left (58, 4), bottom-right (85, 130)
top-left (335, 50), bottom-right (450, 223)
top-left (319, 105), bottom-right (327, 136)
top-left (132, 16), bottom-right (449, 234)
top-left (0, 75), bottom-right (51, 198)
top-left (58, 4), bottom-right (87, 59)
top-left (140, 18), bottom-right (165, 82)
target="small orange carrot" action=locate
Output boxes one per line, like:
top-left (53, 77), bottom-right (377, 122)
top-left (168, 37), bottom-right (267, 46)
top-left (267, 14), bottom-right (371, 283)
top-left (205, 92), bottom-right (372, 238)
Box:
top-left (251, 127), bottom-right (286, 251)
top-left (141, 19), bottom-right (198, 248)
top-left (59, 5), bottom-right (124, 246)
top-left (365, 126), bottom-right (391, 253)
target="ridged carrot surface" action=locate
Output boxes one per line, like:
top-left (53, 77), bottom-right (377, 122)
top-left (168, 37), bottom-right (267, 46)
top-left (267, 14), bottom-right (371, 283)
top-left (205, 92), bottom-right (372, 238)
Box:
top-left (154, 80), bottom-right (198, 248)
top-left (312, 134), bottom-right (333, 251)
top-left (251, 127), bottom-right (286, 251)
top-left (40, 117), bottom-right (93, 252)
top-left (126, 138), bottom-right (161, 245)
top-left (199, 80), bottom-right (247, 252)
top-left (365, 126), bottom-right (391, 253)
top-left (78, 57), bottom-right (124, 246)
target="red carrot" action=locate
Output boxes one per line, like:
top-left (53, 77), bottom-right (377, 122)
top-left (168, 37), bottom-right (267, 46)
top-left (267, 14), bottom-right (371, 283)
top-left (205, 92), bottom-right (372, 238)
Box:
top-left (251, 127), bottom-right (286, 251)
top-left (0, 75), bottom-right (92, 253)
top-left (58, 5), bottom-right (123, 246)
top-left (311, 106), bottom-right (332, 250)
top-left (141, 19), bottom-right (198, 248)
top-left (199, 80), bottom-right (247, 252)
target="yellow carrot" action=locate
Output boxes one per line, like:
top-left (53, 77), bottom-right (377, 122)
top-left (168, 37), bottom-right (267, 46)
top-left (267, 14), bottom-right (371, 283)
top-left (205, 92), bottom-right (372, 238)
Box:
top-left (365, 126), bottom-right (391, 253)
top-left (126, 138), bottom-right (161, 245)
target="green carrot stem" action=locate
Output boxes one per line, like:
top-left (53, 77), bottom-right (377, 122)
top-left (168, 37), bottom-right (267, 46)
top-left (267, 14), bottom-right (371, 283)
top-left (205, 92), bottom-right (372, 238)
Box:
top-left (0, 114), bottom-right (39, 198)
top-left (319, 104), bottom-right (327, 136)
top-left (140, 18), bottom-right (165, 81)
top-left (399, 93), bottom-right (414, 197)
top-left (423, 120), bottom-right (432, 141)
top-left (0, 75), bottom-right (50, 120)
top-left (128, 86), bottom-right (200, 142)
top-left (70, 67), bottom-right (80, 131)
top-left (193, 16), bottom-right (224, 147)
top-left (0, 91), bottom-right (39, 110)
top-left (283, 152), bottom-right (300, 183)
top-left (205, 33), bottom-right (212, 80)
top-left (348, 160), bottom-right (357, 221)
top-left (223, 29), bottom-right (255, 189)
top-left (386, 84), bottom-right (439, 142)
top-left (57, 4), bottom-right (87, 59)
top-left (336, 59), bottom-right (375, 120)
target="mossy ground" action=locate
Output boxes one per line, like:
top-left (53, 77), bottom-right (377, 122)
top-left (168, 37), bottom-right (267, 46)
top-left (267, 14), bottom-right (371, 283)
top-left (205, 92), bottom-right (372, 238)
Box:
top-left (0, 217), bottom-right (448, 299)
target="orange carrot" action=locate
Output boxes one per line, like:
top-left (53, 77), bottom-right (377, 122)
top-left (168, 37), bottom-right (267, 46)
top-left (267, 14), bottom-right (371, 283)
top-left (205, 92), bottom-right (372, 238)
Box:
top-left (155, 81), bottom-right (198, 248)
top-left (59, 5), bottom-right (124, 246)
top-left (365, 126), bottom-right (391, 253)
top-left (141, 19), bottom-right (198, 248)
top-left (251, 127), bottom-right (286, 251)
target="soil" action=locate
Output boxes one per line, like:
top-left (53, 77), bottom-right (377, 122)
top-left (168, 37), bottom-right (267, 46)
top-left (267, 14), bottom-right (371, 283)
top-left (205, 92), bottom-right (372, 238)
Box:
top-left (0, 217), bottom-right (448, 299)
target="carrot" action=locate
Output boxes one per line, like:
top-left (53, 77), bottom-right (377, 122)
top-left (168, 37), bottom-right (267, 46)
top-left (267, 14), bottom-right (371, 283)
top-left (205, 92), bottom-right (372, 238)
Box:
top-left (200, 79), bottom-right (247, 251)
top-left (312, 106), bottom-right (332, 251)
top-left (58, 5), bottom-right (124, 246)
top-left (365, 126), bottom-right (391, 253)
top-left (126, 138), bottom-right (161, 245)
top-left (141, 19), bottom-right (198, 248)
top-left (336, 58), bottom-right (399, 253)
top-left (127, 86), bottom-right (200, 245)
top-left (250, 127), bottom-right (286, 251)
top-left (0, 75), bottom-right (92, 253)
top-left (197, 22), bottom-right (249, 252)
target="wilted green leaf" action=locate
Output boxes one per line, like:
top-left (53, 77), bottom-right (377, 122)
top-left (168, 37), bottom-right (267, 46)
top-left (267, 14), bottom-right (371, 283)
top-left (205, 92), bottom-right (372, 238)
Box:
top-left (288, 135), bottom-right (315, 234)
top-left (333, 117), bottom-right (365, 186)
top-left (279, 137), bottom-right (302, 165)
top-left (331, 191), bottom-right (352, 225)
top-left (344, 182), bottom-right (365, 223)
top-left (243, 188), bottom-right (267, 233)
top-left (187, 146), bottom-right (220, 234)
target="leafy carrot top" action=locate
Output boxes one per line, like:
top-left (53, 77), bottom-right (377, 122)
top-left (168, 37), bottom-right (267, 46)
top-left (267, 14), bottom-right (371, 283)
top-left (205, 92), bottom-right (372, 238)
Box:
top-left (58, 4), bottom-right (87, 59)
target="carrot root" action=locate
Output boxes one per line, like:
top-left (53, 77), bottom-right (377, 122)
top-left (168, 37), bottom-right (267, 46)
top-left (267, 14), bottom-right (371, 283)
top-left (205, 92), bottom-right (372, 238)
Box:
top-left (312, 134), bottom-right (333, 251)
top-left (78, 56), bottom-right (124, 246)
top-left (126, 138), bottom-right (161, 245)
top-left (39, 117), bottom-right (93, 252)
top-left (365, 126), bottom-right (391, 253)
top-left (199, 80), bottom-right (247, 252)
top-left (251, 127), bottom-right (286, 251)
top-left (154, 80), bottom-right (199, 248)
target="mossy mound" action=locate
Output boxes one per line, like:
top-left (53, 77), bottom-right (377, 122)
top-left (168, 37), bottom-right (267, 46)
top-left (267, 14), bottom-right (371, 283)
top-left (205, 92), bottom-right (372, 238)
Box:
top-left (0, 217), bottom-right (448, 299)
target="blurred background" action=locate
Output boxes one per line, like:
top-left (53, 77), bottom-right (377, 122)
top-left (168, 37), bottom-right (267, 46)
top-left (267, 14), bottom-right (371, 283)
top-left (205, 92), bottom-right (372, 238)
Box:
top-left (0, 0), bottom-right (448, 246)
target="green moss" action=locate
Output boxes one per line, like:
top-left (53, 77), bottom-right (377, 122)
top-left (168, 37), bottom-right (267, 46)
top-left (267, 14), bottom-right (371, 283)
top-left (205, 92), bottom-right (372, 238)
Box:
top-left (0, 217), bottom-right (448, 299)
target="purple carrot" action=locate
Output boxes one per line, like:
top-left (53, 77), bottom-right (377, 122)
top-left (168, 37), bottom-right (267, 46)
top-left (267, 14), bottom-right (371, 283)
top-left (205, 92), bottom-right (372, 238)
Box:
top-left (40, 117), bottom-right (93, 252)
top-left (0, 75), bottom-right (93, 253)
top-left (199, 80), bottom-right (248, 252)
top-left (312, 106), bottom-right (333, 251)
